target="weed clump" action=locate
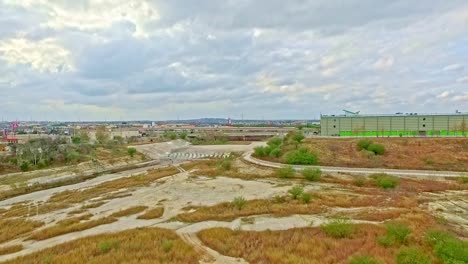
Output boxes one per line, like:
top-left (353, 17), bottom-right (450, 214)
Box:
top-left (301, 193), bottom-right (311, 203)
top-left (277, 166), bottom-right (295, 179)
top-left (371, 173), bottom-right (399, 189)
top-left (396, 247), bottom-right (431, 264)
top-left (302, 168), bottom-right (322, 181)
top-left (425, 230), bottom-right (468, 264)
top-left (378, 222), bottom-right (411, 247)
top-left (288, 186), bottom-right (304, 199)
top-left (357, 139), bottom-right (385, 155)
top-left (98, 240), bottom-right (119, 254)
top-left (322, 218), bottom-right (354, 238)
top-left (348, 255), bottom-right (381, 264)
top-left (232, 196), bottom-right (247, 210)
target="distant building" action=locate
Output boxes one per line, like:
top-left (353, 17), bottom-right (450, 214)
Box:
top-left (321, 113), bottom-right (468, 137)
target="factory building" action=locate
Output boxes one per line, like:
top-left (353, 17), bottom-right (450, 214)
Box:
top-left (321, 113), bottom-right (468, 137)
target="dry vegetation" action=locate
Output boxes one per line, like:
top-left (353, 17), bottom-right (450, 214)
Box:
top-left (198, 225), bottom-right (399, 264)
top-left (28, 216), bottom-right (117, 241)
top-left (176, 198), bottom-right (323, 222)
top-left (137, 207), bottom-right (165, 219)
top-left (303, 137), bottom-right (468, 171)
top-left (0, 245), bottom-right (23, 256)
top-left (110, 206), bottom-right (148, 218)
top-left (0, 218), bottom-right (44, 243)
top-left (5, 228), bottom-right (200, 264)
top-left (197, 220), bottom-right (450, 264)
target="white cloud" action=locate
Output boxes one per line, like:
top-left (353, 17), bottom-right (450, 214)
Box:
top-left (443, 63), bottom-right (464, 72)
top-left (456, 76), bottom-right (468, 83)
top-left (4, 0), bottom-right (159, 38)
top-left (437, 91), bottom-right (451, 99)
top-left (0, 38), bottom-right (73, 73)
top-left (373, 56), bottom-right (394, 70)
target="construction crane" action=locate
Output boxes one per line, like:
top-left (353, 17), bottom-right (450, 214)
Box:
top-left (342, 109), bottom-right (360, 116)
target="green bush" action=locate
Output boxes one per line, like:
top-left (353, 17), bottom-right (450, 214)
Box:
top-left (371, 173), bottom-right (399, 189)
top-left (98, 240), bottom-right (119, 254)
top-left (277, 166), bottom-right (295, 179)
top-left (288, 186), bottom-right (304, 199)
top-left (396, 247), bottom-right (431, 264)
top-left (232, 196), bottom-right (247, 210)
top-left (357, 140), bottom-right (385, 155)
top-left (161, 239), bottom-right (174, 253)
top-left (348, 255), bottom-right (381, 264)
top-left (301, 193), bottom-right (311, 203)
top-left (357, 139), bottom-right (373, 151)
top-left (254, 146), bottom-right (266, 157)
top-left (254, 146), bottom-right (272, 157)
top-left (218, 157), bottom-right (233, 171)
top-left (267, 137), bottom-right (283, 147)
top-left (378, 222), bottom-right (411, 247)
top-left (284, 147), bottom-right (318, 165)
top-left (322, 219), bottom-right (354, 238)
top-left (425, 230), bottom-right (468, 264)
top-left (302, 168), bottom-right (322, 181)
top-left (368, 143), bottom-right (385, 155)
top-left (71, 136), bottom-right (81, 144)
top-left (269, 147), bottom-right (282, 158)
top-left (20, 161), bottom-right (29, 172)
top-left (127, 147), bottom-right (137, 157)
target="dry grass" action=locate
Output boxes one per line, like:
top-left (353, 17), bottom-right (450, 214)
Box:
top-left (261, 138), bottom-right (468, 171)
top-left (344, 209), bottom-right (410, 222)
top-left (0, 218), bottom-right (44, 243)
top-left (198, 225), bottom-right (398, 264)
top-left (28, 216), bottom-right (117, 241)
top-left (137, 207), bottom-right (165, 219)
top-left (175, 198), bottom-right (323, 223)
top-left (0, 245), bottom-right (23, 256)
top-left (81, 201), bottom-right (107, 209)
top-left (5, 228), bottom-right (199, 264)
top-left (56, 214), bottom-right (93, 226)
top-left (110, 206), bottom-right (148, 218)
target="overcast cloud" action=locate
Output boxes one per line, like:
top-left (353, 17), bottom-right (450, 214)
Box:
top-left (0, 0), bottom-right (467, 121)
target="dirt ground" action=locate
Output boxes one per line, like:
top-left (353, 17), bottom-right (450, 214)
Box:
top-left (0, 141), bottom-right (466, 263)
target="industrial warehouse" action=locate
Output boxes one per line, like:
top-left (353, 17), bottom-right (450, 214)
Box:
top-left (321, 112), bottom-right (468, 137)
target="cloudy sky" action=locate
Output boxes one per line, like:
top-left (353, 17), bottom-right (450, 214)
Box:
top-left (1, 0), bottom-right (468, 121)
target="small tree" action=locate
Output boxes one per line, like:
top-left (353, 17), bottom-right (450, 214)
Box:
top-left (292, 132), bottom-right (305, 148)
top-left (20, 161), bottom-right (29, 172)
top-left (288, 186), bottom-right (304, 199)
top-left (71, 136), bottom-right (81, 144)
top-left (96, 126), bottom-right (110, 144)
top-left (277, 166), bottom-right (295, 179)
top-left (127, 148), bottom-right (137, 157)
top-left (232, 196), bottom-right (247, 210)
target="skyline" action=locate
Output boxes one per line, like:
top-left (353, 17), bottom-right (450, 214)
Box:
top-left (1, 1), bottom-right (468, 121)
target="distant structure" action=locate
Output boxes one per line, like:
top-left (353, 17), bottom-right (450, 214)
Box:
top-left (321, 112), bottom-right (468, 137)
